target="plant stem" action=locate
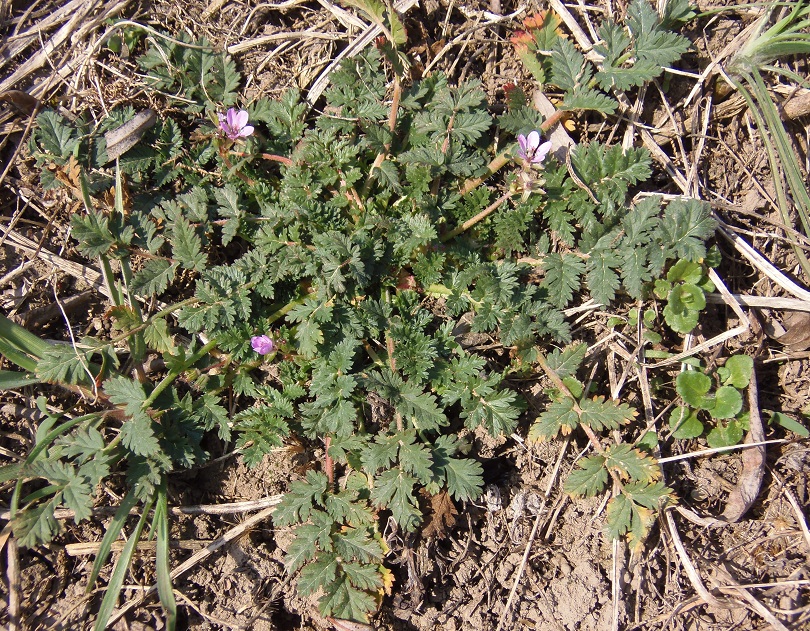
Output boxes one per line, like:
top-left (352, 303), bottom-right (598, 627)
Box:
top-left (363, 74), bottom-right (402, 197)
top-left (441, 191), bottom-right (512, 242)
top-left (142, 339), bottom-right (218, 409)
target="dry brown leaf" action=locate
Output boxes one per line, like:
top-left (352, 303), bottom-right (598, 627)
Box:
top-left (776, 311), bottom-right (810, 351)
top-left (722, 369), bottom-right (765, 523)
top-left (0, 89), bottom-right (40, 116)
top-left (420, 489), bottom-right (457, 539)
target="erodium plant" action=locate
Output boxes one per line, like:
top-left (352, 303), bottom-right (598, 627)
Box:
top-left (0, 1), bottom-right (719, 624)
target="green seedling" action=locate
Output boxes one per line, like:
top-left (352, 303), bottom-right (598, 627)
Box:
top-left (671, 355), bottom-right (753, 447)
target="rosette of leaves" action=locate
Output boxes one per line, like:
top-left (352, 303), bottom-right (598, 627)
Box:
top-left (669, 355), bottom-right (753, 447)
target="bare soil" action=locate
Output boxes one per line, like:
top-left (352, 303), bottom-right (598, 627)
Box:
top-left (1, 0), bottom-right (809, 630)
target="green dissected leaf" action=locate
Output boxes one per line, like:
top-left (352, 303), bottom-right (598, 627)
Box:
top-left (131, 259), bottom-right (178, 297)
top-left (143, 319), bottom-right (175, 354)
top-left (36, 344), bottom-right (93, 385)
top-left (172, 214), bottom-right (206, 271)
top-left (332, 527), bottom-right (383, 564)
top-left (34, 110), bottom-right (79, 159)
top-left (676, 370), bottom-right (712, 408)
top-left (14, 498), bottom-right (62, 548)
top-left (441, 455), bottom-right (483, 502)
top-left (586, 248), bottom-right (622, 305)
top-left (629, 1), bottom-right (691, 68)
top-left (541, 253), bottom-right (585, 308)
top-left (707, 385), bottom-right (743, 420)
top-left (325, 490), bottom-right (374, 526)
top-left (669, 406), bottom-right (703, 439)
top-left (234, 402), bottom-right (291, 466)
top-left (370, 469), bottom-right (421, 531)
top-left (398, 433), bottom-right (435, 485)
top-left (606, 480), bottom-right (671, 543)
top-left (529, 398), bottom-right (580, 440)
top-left (364, 369), bottom-right (447, 431)
top-left (285, 513), bottom-right (333, 572)
top-left (119, 413), bottom-right (161, 457)
top-left (718, 355), bottom-right (753, 389)
top-left (563, 87), bottom-right (617, 114)
top-left (604, 443), bottom-right (661, 483)
top-left (193, 392), bottom-right (231, 440)
top-left (461, 385), bottom-right (523, 436)
top-left (551, 37), bottom-right (616, 113)
top-left (71, 211), bottom-right (117, 257)
top-left (564, 454), bottom-right (608, 497)
top-left (317, 570), bottom-right (377, 622)
top-left (341, 561), bottom-right (383, 591)
top-left (361, 433), bottom-right (400, 474)
top-left (274, 470), bottom-right (329, 527)
top-left (660, 199), bottom-right (715, 261)
top-left (298, 553), bottom-right (338, 595)
top-left (545, 343), bottom-right (587, 378)
top-left (578, 396), bottom-right (636, 431)
top-left (707, 418), bottom-right (745, 448)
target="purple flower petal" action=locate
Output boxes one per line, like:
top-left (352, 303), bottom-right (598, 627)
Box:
top-left (526, 130), bottom-right (541, 152)
top-left (251, 335), bottom-right (275, 355)
top-left (517, 134), bottom-right (529, 160)
top-left (234, 109), bottom-right (249, 130)
top-left (535, 140), bottom-right (553, 163)
top-left (516, 130), bottom-right (552, 165)
top-left (218, 108), bottom-right (253, 140)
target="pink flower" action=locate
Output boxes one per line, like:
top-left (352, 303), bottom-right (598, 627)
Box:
top-left (251, 334), bottom-right (274, 355)
top-left (517, 131), bottom-right (552, 165)
top-left (218, 108), bottom-right (254, 140)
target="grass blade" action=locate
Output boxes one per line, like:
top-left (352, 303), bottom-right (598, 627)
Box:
top-left (93, 495), bottom-right (154, 631)
top-left (154, 482), bottom-right (177, 631)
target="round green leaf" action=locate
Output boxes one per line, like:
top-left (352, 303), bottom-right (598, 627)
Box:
top-left (669, 406), bottom-right (704, 439)
top-left (707, 419), bottom-right (744, 448)
top-left (667, 259), bottom-right (703, 284)
top-left (636, 430), bottom-right (659, 451)
top-left (664, 303), bottom-right (699, 334)
top-left (676, 371), bottom-right (711, 408)
top-left (708, 385), bottom-right (743, 419)
top-left (721, 355), bottom-right (753, 388)
top-left (669, 284), bottom-right (706, 311)
top-left (654, 279), bottom-right (672, 300)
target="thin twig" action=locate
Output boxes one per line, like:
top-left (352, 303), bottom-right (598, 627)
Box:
top-left (664, 508), bottom-right (730, 609)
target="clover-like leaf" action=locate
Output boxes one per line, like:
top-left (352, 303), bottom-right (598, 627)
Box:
top-left (663, 305), bottom-right (699, 334)
top-left (666, 259), bottom-right (703, 284)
